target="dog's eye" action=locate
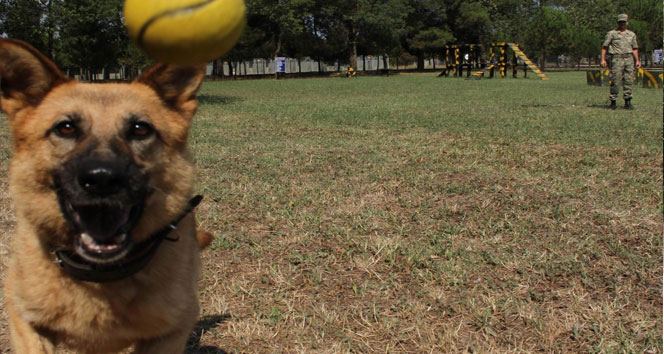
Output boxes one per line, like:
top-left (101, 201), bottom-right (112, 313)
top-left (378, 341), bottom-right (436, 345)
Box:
top-left (54, 121), bottom-right (78, 138)
top-left (128, 122), bottom-right (154, 139)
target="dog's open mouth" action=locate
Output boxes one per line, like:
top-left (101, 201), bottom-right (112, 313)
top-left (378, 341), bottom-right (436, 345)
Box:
top-left (64, 202), bottom-right (142, 264)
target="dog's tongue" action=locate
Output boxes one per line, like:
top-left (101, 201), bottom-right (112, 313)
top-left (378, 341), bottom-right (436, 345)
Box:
top-left (76, 205), bottom-right (130, 244)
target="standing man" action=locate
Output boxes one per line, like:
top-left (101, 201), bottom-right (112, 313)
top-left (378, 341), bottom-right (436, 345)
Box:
top-left (601, 14), bottom-right (641, 110)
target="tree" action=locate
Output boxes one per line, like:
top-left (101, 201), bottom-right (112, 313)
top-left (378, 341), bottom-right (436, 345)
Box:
top-left (559, 0), bottom-right (662, 67)
top-left (118, 41), bottom-right (153, 80)
top-left (620, 0), bottom-right (663, 65)
top-left (408, 28), bottom-right (453, 65)
top-left (355, 0), bottom-right (409, 69)
top-left (567, 25), bottom-right (600, 69)
top-left (225, 24), bottom-right (272, 76)
top-left (556, 0), bottom-right (617, 34)
top-left (628, 20), bottom-right (653, 66)
top-left (57, 0), bottom-right (126, 79)
top-left (244, 0), bottom-right (312, 59)
top-left (452, 1), bottom-right (492, 44)
top-left (329, 0), bottom-right (408, 69)
top-left (481, 0), bottom-right (536, 42)
top-left (0, 0), bottom-right (59, 59)
top-left (402, 0), bottom-right (453, 70)
top-left (522, 6), bottom-right (572, 68)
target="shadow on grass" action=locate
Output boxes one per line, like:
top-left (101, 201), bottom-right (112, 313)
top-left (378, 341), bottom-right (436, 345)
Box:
top-left (197, 94), bottom-right (243, 106)
top-left (186, 314), bottom-right (231, 354)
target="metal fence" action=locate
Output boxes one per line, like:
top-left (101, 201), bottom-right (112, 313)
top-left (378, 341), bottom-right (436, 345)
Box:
top-left (210, 55), bottom-right (398, 76)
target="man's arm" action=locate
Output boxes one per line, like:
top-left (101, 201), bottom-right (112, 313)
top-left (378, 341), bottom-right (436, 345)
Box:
top-left (601, 31), bottom-right (612, 68)
top-left (601, 47), bottom-right (608, 68)
top-left (631, 33), bottom-right (641, 68)
top-left (633, 48), bottom-right (641, 68)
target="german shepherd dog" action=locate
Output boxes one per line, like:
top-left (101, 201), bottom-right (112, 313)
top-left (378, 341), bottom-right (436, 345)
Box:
top-left (1, 39), bottom-right (213, 353)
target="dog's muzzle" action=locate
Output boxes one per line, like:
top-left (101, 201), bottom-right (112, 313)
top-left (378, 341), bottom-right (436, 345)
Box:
top-left (53, 157), bottom-right (148, 264)
top-left (51, 156), bottom-right (204, 282)
top-left (53, 195), bottom-right (203, 283)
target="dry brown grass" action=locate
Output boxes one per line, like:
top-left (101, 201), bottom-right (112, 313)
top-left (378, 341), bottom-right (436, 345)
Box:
top-left (1, 108), bottom-right (14, 353)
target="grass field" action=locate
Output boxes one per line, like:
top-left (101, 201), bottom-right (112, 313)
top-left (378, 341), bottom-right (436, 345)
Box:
top-left (0, 72), bottom-right (662, 353)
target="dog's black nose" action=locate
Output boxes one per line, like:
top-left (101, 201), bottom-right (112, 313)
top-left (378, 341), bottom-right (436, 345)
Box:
top-left (77, 161), bottom-right (127, 197)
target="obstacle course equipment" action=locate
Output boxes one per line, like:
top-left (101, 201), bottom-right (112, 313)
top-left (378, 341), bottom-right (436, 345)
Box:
top-left (439, 43), bottom-right (547, 81)
top-left (587, 69), bottom-right (662, 89)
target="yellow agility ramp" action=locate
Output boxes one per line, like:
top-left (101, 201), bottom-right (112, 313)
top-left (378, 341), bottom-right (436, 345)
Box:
top-left (508, 43), bottom-right (549, 80)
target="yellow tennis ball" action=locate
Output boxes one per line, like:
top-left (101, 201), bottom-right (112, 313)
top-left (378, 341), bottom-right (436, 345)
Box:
top-left (124, 0), bottom-right (246, 66)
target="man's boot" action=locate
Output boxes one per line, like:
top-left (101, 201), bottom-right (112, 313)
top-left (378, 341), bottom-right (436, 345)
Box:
top-left (609, 100), bottom-right (617, 110)
top-left (624, 99), bottom-right (633, 110)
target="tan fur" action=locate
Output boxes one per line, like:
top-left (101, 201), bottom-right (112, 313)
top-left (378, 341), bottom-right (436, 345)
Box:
top-left (1, 39), bottom-right (212, 353)
top-left (196, 230), bottom-right (214, 249)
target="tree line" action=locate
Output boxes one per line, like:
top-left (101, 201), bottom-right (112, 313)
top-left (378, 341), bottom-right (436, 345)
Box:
top-left (1, 0), bottom-right (661, 78)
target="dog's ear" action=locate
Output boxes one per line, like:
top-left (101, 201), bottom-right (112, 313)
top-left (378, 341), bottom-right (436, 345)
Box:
top-left (0, 39), bottom-right (68, 117)
top-left (135, 63), bottom-right (205, 114)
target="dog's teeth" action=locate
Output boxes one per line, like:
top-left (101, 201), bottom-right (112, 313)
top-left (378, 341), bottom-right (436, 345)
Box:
top-left (80, 232), bottom-right (103, 253)
top-left (80, 231), bottom-right (126, 256)
top-left (102, 244), bottom-right (120, 251)
top-left (81, 232), bottom-right (94, 246)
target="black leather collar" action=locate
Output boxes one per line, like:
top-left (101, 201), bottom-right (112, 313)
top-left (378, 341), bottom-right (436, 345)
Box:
top-left (52, 195), bottom-right (203, 283)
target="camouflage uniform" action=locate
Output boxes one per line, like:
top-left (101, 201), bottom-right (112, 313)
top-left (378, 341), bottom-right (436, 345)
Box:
top-left (602, 26), bottom-right (638, 101)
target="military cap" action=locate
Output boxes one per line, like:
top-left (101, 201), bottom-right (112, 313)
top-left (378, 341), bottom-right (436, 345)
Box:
top-left (617, 14), bottom-right (628, 22)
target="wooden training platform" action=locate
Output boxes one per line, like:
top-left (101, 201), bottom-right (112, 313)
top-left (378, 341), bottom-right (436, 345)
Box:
top-left (439, 43), bottom-right (548, 80)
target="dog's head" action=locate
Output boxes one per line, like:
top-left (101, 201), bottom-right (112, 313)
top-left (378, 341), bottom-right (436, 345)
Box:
top-left (0, 39), bottom-right (205, 264)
